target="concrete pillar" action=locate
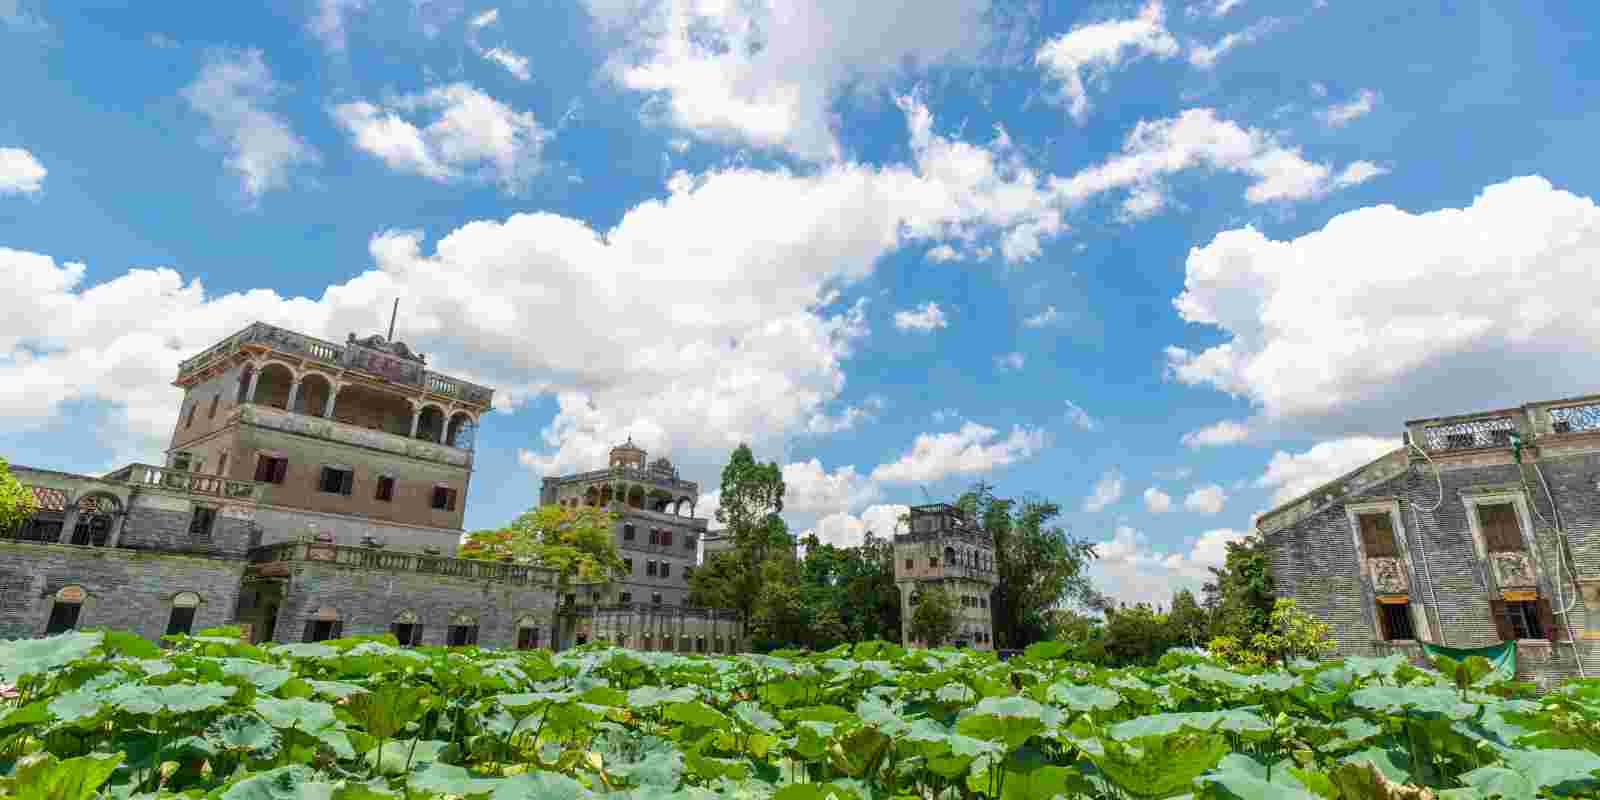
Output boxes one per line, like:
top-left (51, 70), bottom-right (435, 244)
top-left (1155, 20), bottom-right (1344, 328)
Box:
top-left (323, 386), bottom-right (340, 419)
top-left (107, 513), bottom-right (126, 548)
top-left (286, 379), bottom-right (301, 414)
top-left (59, 505), bottom-right (80, 545)
top-left (245, 368), bottom-right (262, 404)
top-left (409, 406), bottom-right (422, 438)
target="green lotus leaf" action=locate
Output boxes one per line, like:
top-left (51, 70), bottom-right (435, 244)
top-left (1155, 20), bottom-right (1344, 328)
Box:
top-left (208, 714), bottom-right (281, 754)
top-left (220, 765), bottom-right (337, 800)
top-left (304, 680), bottom-right (367, 699)
top-left (1096, 731), bottom-right (1230, 799)
top-left (1350, 686), bottom-right (1477, 719)
top-left (365, 739), bottom-right (449, 776)
top-left (266, 643), bottom-right (340, 660)
top-left (408, 761), bottom-right (501, 796)
top-left (492, 770), bottom-right (591, 799)
top-left (1194, 753), bottom-right (1320, 800)
top-left (254, 697), bottom-right (338, 732)
top-left (936, 683), bottom-right (977, 704)
top-left (8, 751), bottom-right (123, 800)
top-left (626, 685), bottom-right (699, 708)
top-left (345, 684), bottom-right (431, 740)
top-left (734, 700), bottom-right (780, 732)
top-left (1023, 641), bottom-right (1072, 661)
top-left (1341, 747), bottom-right (1412, 784)
top-left (0, 631), bottom-right (102, 683)
top-left (1048, 683), bottom-right (1122, 711)
top-left (47, 686), bottom-right (109, 723)
top-left (1109, 710), bottom-right (1268, 741)
top-left (665, 700), bottom-right (730, 728)
top-left (213, 658), bottom-right (294, 692)
top-left (1460, 767), bottom-right (1537, 800)
top-left (1496, 748), bottom-right (1600, 794)
top-left (102, 681), bottom-right (236, 715)
top-left (956, 695), bottom-right (1060, 749)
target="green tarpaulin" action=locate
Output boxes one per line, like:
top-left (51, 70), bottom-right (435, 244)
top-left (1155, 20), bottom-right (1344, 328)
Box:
top-left (1422, 641), bottom-right (1517, 684)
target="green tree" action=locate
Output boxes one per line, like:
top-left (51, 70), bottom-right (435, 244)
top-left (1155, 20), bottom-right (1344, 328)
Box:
top-left (1201, 533), bottom-right (1275, 644)
top-left (0, 458), bottom-right (35, 535)
top-left (1101, 603), bottom-right (1171, 666)
top-left (749, 556), bottom-right (808, 649)
top-left (1165, 589), bottom-right (1209, 649)
top-left (687, 550), bottom-right (748, 611)
top-left (908, 583), bottom-right (958, 647)
top-left (708, 444), bottom-right (793, 622)
top-left (955, 482), bottom-right (1099, 649)
top-left (459, 503), bottom-right (622, 645)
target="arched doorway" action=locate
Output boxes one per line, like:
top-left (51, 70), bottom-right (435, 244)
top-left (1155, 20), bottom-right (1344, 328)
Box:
top-left (446, 412), bottom-right (476, 449)
top-left (69, 494), bottom-right (119, 547)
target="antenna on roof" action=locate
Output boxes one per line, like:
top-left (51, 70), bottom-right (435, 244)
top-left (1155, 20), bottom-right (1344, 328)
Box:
top-left (387, 298), bottom-right (399, 342)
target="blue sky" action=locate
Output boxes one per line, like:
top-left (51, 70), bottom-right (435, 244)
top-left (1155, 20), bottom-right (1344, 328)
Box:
top-left (4, 0), bottom-right (1599, 605)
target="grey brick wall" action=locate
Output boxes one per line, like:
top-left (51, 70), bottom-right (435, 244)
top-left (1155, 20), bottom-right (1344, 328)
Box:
top-left (270, 562), bottom-right (558, 649)
top-left (0, 541), bottom-right (243, 641)
top-left (120, 503), bottom-right (257, 559)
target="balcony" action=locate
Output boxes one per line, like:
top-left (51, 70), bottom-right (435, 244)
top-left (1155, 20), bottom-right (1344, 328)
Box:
top-left (560, 602), bottom-right (742, 622)
top-left (239, 405), bottom-right (471, 467)
top-left (177, 322), bottom-right (493, 407)
top-left (547, 465), bottom-right (700, 494)
top-left (248, 541), bottom-right (561, 587)
top-left (104, 463), bottom-right (264, 502)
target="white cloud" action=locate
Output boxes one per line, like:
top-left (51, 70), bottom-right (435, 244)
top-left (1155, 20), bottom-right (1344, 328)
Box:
top-left (0, 148), bottom-right (46, 195)
top-left (1088, 525), bottom-right (1246, 605)
top-left (1052, 108), bottom-right (1381, 214)
top-left (994, 351), bottom-right (1025, 371)
top-left (1023, 305), bottom-right (1062, 327)
top-left (1166, 176), bottom-right (1600, 439)
top-left (182, 49), bottom-right (320, 201)
top-left (332, 84), bottom-right (548, 190)
top-left (1316, 89), bottom-right (1377, 127)
top-left (1183, 483), bottom-right (1227, 513)
top-left (481, 48), bottom-right (531, 80)
top-left (1257, 436), bottom-right (1400, 507)
top-left (871, 422), bottom-right (1048, 484)
top-left (805, 504), bottom-right (909, 548)
top-left (1188, 17), bottom-right (1281, 69)
top-left (1143, 486), bottom-right (1173, 513)
top-left (926, 244), bottom-right (961, 262)
top-left (1082, 468), bottom-right (1123, 512)
top-left (781, 459), bottom-right (879, 515)
top-left (1064, 400), bottom-right (1099, 431)
top-left (1036, 1), bottom-right (1180, 123)
top-left (1189, 0), bottom-right (1245, 17)
top-left (309, 0), bottom-right (368, 53)
top-left (1181, 419), bottom-right (1249, 447)
top-left (893, 302), bottom-right (948, 332)
top-left (591, 0), bottom-right (992, 161)
top-left (468, 7), bottom-right (498, 28)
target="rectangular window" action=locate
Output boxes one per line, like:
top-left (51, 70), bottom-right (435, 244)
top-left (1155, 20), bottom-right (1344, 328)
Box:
top-left (649, 529), bottom-right (659, 545)
top-left (1479, 504), bottom-right (1524, 552)
top-left (619, 592), bottom-right (633, 603)
top-left (208, 394), bottom-right (220, 419)
top-left (517, 626), bottom-right (540, 650)
top-left (929, 557), bottom-right (939, 568)
top-left (375, 476), bottom-right (395, 502)
top-left (189, 506), bottom-right (217, 537)
top-left (1377, 602), bottom-right (1415, 641)
top-left (662, 530), bottom-right (673, 547)
top-left (165, 606), bottom-right (197, 637)
top-left (1357, 512), bottom-right (1400, 558)
top-left (431, 487), bottom-right (458, 511)
top-left (320, 467), bottom-right (354, 495)
top-left (624, 524), bottom-right (636, 541)
top-left (186, 402), bottom-right (197, 428)
top-left (254, 455), bottom-right (288, 484)
top-left (217, 452), bottom-right (229, 476)
top-left (391, 623), bottom-right (423, 646)
top-left (1504, 600), bottom-right (1544, 640)
top-left (565, 593), bottom-right (576, 606)
top-left (660, 563), bottom-right (671, 578)
top-left (652, 592), bottom-right (662, 605)
top-left (905, 558), bottom-right (913, 569)
top-left (647, 560), bottom-right (658, 577)
top-left (302, 620), bottom-right (341, 642)
top-left (46, 602), bottom-right (82, 635)
top-left (624, 558), bottom-right (634, 574)
top-left (685, 535), bottom-right (696, 550)
top-left (447, 625), bottom-right (479, 646)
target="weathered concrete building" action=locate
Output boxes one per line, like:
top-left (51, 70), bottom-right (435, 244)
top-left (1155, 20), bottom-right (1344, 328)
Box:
top-left (2, 321), bottom-right (742, 653)
top-left (1261, 394), bottom-right (1600, 689)
top-left (896, 503), bottom-right (997, 649)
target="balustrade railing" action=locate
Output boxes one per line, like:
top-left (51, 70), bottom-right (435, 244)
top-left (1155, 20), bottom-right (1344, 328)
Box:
top-left (562, 602), bottom-right (741, 621)
top-left (249, 541), bottom-right (561, 586)
top-left (549, 466), bottom-right (699, 493)
top-left (1550, 402), bottom-right (1600, 434)
top-left (105, 464), bottom-right (262, 501)
top-left (1419, 415), bottom-right (1518, 452)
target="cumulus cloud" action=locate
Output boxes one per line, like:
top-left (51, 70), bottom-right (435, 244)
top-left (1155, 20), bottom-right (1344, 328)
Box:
top-left (1189, 0), bottom-right (1245, 17)
top-left (590, 0), bottom-right (992, 161)
top-left (1082, 469), bottom-right (1123, 512)
top-left (0, 147), bottom-right (46, 195)
top-left (332, 84), bottom-right (549, 190)
top-left (1183, 483), bottom-right (1227, 513)
top-left (1036, 1), bottom-right (1180, 122)
top-left (781, 459), bottom-right (879, 515)
top-left (1023, 305), bottom-right (1062, 327)
top-left (1143, 486), bottom-right (1173, 513)
top-left (309, 0), bottom-right (368, 52)
top-left (465, 6), bottom-right (532, 80)
top-left (1064, 400), bottom-right (1099, 431)
top-left (1257, 436), bottom-right (1400, 507)
top-left (1053, 108), bottom-right (1383, 215)
top-left (1089, 525), bottom-right (1246, 605)
top-left (1188, 17), bottom-right (1281, 69)
top-left (1317, 89), bottom-right (1377, 127)
top-left (893, 302), bottom-right (948, 332)
top-left (871, 422), bottom-right (1048, 484)
top-left (182, 49), bottom-right (320, 201)
top-left (1166, 176), bottom-right (1600, 439)
top-left (994, 351), bottom-right (1025, 371)
top-left (804, 504), bottom-right (910, 548)
top-left (1181, 419), bottom-right (1249, 447)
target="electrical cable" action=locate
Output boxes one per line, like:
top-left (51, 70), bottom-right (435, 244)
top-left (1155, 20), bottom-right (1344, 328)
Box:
top-left (1407, 440), bottom-right (1447, 646)
top-left (1533, 461), bottom-right (1587, 677)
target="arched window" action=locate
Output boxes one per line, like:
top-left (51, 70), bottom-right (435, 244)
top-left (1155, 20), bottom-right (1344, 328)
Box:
top-left (303, 607), bottom-right (342, 642)
top-left (943, 546), bottom-right (956, 566)
top-left (447, 612), bottom-right (478, 646)
top-left (392, 610), bottom-right (423, 646)
top-left (46, 585), bottom-right (86, 635)
top-left (70, 495), bottom-right (116, 547)
top-left (236, 365), bottom-right (255, 404)
top-left (515, 617), bottom-right (541, 650)
top-left (166, 592), bottom-right (201, 636)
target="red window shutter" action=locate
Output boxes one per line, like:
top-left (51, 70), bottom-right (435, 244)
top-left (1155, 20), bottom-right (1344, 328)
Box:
top-left (255, 456), bottom-right (272, 482)
top-left (1489, 597), bottom-right (1513, 642)
top-left (272, 458), bottom-right (287, 484)
top-left (663, 531), bottom-right (673, 547)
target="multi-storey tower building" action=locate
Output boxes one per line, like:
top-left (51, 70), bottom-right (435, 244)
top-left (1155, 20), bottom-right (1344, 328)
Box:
top-left (895, 503), bottom-right (998, 649)
top-left (168, 322), bottom-right (492, 554)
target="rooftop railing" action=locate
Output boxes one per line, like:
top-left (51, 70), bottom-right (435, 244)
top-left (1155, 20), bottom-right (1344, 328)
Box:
top-left (545, 465), bottom-right (699, 494)
top-left (104, 463), bottom-right (264, 502)
top-left (177, 322), bottom-right (493, 407)
top-left (248, 541), bottom-right (562, 587)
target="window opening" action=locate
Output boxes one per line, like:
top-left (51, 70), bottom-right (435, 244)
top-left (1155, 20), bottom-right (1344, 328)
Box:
top-left (1505, 600), bottom-right (1544, 640)
top-left (1377, 602), bottom-right (1415, 641)
top-left (431, 487), bottom-right (458, 511)
top-left (189, 506), bottom-right (217, 538)
top-left (320, 467), bottom-right (354, 495)
top-left (255, 456), bottom-right (288, 484)
top-left (1479, 503), bottom-right (1525, 552)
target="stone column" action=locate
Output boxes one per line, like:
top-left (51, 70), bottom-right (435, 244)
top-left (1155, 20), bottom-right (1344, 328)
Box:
top-left (286, 379), bottom-right (302, 414)
top-left (323, 385), bottom-right (340, 418)
top-left (107, 513), bottom-right (127, 548)
top-left (245, 367), bottom-right (262, 404)
top-left (59, 503), bottom-right (80, 545)
top-left (409, 404), bottom-right (422, 438)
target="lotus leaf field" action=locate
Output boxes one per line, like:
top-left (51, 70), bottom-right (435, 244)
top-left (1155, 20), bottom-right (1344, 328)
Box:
top-left (6, 629), bottom-right (1600, 800)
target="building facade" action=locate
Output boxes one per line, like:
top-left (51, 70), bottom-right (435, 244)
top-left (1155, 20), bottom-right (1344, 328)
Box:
top-left (1, 321), bottom-right (741, 653)
top-left (1261, 393), bottom-right (1600, 689)
top-left (895, 503), bottom-right (998, 649)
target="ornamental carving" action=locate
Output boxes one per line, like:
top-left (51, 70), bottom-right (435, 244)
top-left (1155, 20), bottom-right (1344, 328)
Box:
top-left (1369, 557), bottom-right (1409, 594)
top-left (1492, 552), bottom-right (1537, 589)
